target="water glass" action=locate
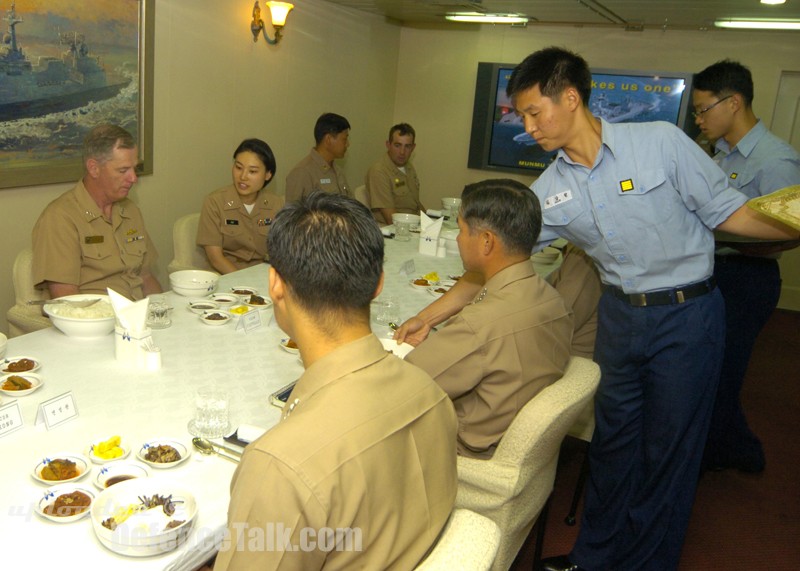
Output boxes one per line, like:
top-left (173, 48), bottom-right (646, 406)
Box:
top-left (395, 221), bottom-right (412, 242)
top-left (374, 296), bottom-right (400, 326)
top-left (147, 295), bottom-right (172, 329)
top-left (188, 386), bottom-right (230, 439)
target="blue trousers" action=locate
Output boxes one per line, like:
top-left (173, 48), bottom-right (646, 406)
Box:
top-left (705, 255), bottom-right (780, 466)
top-left (571, 288), bottom-right (725, 571)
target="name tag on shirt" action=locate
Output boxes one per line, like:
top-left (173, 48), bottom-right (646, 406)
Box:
top-left (85, 235), bottom-right (104, 244)
top-left (226, 219), bottom-right (240, 225)
top-left (320, 178), bottom-right (331, 184)
top-left (543, 190), bottom-right (573, 209)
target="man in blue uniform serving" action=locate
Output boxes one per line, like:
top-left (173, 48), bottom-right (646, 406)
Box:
top-left (693, 60), bottom-right (800, 473)
top-left (395, 47), bottom-right (799, 571)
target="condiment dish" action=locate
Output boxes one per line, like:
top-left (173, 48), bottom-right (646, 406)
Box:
top-left (1, 355), bottom-right (41, 374)
top-left (93, 462), bottom-right (151, 490)
top-left (32, 453), bottom-right (90, 485)
top-left (136, 439), bottom-right (190, 469)
top-left (35, 483), bottom-right (96, 523)
top-left (0, 372), bottom-right (43, 396)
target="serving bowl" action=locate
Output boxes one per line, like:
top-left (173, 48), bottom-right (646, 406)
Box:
top-left (392, 212), bottom-right (421, 231)
top-left (43, 294), bottom-right (115, 338)
top-left (0, 332), bottom-right (6, 359)
top-left (169, 270), bottom-right (220, 297)
top-left (91, 477), bottom-right (197, 557)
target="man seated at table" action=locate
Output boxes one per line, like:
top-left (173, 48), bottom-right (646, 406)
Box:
top-left (213, 192), bottom-right (458, 570)
top-left (365, 123), bottom-right (426, 225)
top-left (32, 124), bottom-right (162, 301)
top-left (285, 112), bottom-right (352, 202)
top-left (398, 179), bottom-right (573, 458)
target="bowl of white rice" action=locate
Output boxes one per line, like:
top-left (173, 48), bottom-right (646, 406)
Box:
top-left (43, 294), bottom-right (116, 339)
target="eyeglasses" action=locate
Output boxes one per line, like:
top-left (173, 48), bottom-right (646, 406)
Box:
top-left (692, 95), bottom-right (733, 119)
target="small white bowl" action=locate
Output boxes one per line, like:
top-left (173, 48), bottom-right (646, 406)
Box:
top-left (279, 338), bottom-right (299, 354)
top-left (137, 439), bottom-right (190, 469)
top-left (87, 437), bottom-right (131, 464)
top-left (379, 338), bottom-right (415, 359)
top-left (0, 332), bottom-right (7, 360)
top-left (35, 483), bottom-right (96, 523)
top-left (209, 293), bottom-right (238, 307)
top-left (0, 372), bottom-right (43, 396)
top-left (169, 270), bottom-right (220, 297)
top-left (93, 462), bottom-right (151, 490)
top-left (32, 453), bottom-right (90, 485)
top-left (409, 277), bottom-right (438, 290)
top-left (187, 300), bottom-right (219, 314)
top-left (245, 295), bottom-right (273, 310)
top-left (230, 285), bottom-right (258, 300)
top-left (200, 311), bottom-right (231, 326)
top-left (1, 356), bottom-right (41, 374)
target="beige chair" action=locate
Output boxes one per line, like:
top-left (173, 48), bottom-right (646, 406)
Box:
top-left (564, 403), bottom-right (595, 525)
top-left (6, 248), bottom-right (53, 337)
top-left (167, 213), bottom-right (212, 274)
top-left (415, 509), bottom-right (501, 571)
top-left (454, 356), bottom-right (601, 571)
top-left (353, 185), bottom-right (371, 208)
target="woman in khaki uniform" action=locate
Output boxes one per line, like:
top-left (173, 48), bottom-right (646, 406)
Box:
top-left (197, 139), bottom-right (284, 274)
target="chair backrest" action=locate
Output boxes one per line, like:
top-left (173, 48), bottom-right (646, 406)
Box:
top-left (354, 185), bottom-right (371, 208)
top-left (167, 213), bottom-right (212, 274)
top-left (414, 509), bottom-right (500, 571)
top-left (12, 247), bottom-right (47, 305)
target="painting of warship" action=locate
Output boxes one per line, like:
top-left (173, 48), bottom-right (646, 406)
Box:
top-left (0, 1), bottom-right (130, 121)
top-left (0, 0), bottom-right (153, 189)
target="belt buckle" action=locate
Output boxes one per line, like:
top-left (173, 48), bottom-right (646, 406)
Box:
top-left (631, 293), bottom-right (648, 307)
top-left (676, 290), bottom-right (686, 303)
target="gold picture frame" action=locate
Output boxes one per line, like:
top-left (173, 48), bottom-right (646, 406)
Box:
top-left (0, 0), bottom-right (154, 189)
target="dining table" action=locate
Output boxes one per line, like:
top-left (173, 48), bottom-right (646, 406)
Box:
top-left (0, 234), bottom-right (563, 571)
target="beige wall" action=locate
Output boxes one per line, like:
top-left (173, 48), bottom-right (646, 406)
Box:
top-left (2, 4), bottom-right (799, 335)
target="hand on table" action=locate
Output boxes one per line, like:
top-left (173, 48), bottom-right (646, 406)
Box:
top-left (394, 316), bottom-right (432, 347)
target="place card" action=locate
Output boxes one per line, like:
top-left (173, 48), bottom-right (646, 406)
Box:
top-left (0, 400), bottom-right (24, 439)
top-left (35, 391), bottom-right (79, 430)
top-left (236, 309), bottom-right (263, 333)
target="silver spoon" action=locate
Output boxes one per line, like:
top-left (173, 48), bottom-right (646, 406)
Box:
top-left (28, 298), bottom-right (101, 308)
top-left (192, 437), bottom-right (241, 463)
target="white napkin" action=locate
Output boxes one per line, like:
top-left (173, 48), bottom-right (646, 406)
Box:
top-left (418, 211), bottom-right (443, 256)
top-left (107, 288), bottom-right (149, 335)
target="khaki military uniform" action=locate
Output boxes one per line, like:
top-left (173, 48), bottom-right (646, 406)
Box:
top-left (547, 244), bottom-right (602, 359)
top-left (32, 179), bottom-right (157, 301)
top-left (215, 334), bottom-right (457, 571)
top-left (365, 153), bottom-right (422, 223)
top-left (406, 261), bottom-right (573, 458)
top-left (285, 149), bottom-right (350, 203)
top-left (196, 185), bottom-right (284, 269)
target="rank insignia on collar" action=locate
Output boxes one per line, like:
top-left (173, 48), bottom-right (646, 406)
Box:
top-left (620, 179), bottom-right (634, 192)
top-left (730, 173), bottom-right (738, 179)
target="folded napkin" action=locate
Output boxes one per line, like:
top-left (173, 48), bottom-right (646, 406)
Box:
top-left (418, 211), bottom-right (443, 256)
top-left (107, 288), bottom-right (149, 336)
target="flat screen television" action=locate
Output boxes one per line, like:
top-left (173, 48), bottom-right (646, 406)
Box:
top-left (468, 62), bottom-right (699, 175)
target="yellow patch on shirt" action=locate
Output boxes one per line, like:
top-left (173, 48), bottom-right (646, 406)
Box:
top-left (619, 179), bottom-right (634, 192)
top-left (126, 228), bottom-right (138, 235)
top-left (730, 173), bottom-right (738, 180)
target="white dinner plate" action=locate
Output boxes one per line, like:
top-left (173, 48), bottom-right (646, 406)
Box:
top-left (35, 483), bottom-right (96, 523)
top-left (379, 338), bottom-right (415, 359)
top-left (32, 453), bottom-right (91, 485)
top-left (279, 338), bottom-right (299, 354)
top-left (87, 437), bottom-right (131, 464)
top-left (1, 355), bottom-right (41, 374)
top-left (136, 439), bottom-right (190, 469)
top-left (93, 462), bottom-right (151, 490)
top-left (409, 277), bottom-right (438, 290)
top-left (0, 372), bottom-right (43, 396)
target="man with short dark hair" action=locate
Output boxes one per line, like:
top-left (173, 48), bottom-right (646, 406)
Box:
top-left (285, 112), bottom-right (351, 202)
top-left (214, 192), bottom-right (457, 570)
top-left (402, 179), bottom-right (572, 458)
top-left (365, 123), bottom-right (425, 224)
top-left (32, 124), bottom-right (162, 301)
top-left (693, 59), bottom-right (800, 473)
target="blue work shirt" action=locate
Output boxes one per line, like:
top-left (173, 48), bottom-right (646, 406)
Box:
top-left (713, 120), bottom-right (800, 198)
top-left (533, 119), bottom-right (747, 293)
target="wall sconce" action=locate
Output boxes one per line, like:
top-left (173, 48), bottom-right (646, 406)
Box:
top-left (251, 0), bottom-right (294, 45)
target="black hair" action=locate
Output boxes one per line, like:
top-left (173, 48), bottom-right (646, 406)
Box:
top-left (506, 46), bottom-right (592, 106)
top-left (693, 60), bottom-right (754, 107)
top-left (314, 113), bottom-right (351, 145)
top-left (267, 192), bottom-right (384, 317)
top-left (233, 138), bottom-right (277, 188)
top-left (460, 179), bottom-right (541, 255)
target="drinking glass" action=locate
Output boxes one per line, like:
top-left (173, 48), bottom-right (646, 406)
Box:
top-left (188, 386), bottom-right (230, 439)
top-left (395, 221), bottom-right (412, 242)
top-left (146, 295), bottom-right (172, 329)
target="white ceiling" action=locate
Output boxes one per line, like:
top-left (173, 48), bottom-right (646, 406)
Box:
top-left (320, 0), bottom-right (800, 30)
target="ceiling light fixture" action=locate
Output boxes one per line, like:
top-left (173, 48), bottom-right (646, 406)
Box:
top-left (445, 12), bottom-right (529, 24)
top-left (760, 0), bottom-right (786, 5)
top-left (714, 18), bottom-right (800, 29)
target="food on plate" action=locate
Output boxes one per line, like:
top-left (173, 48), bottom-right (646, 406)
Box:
top-left (229, 305), bottom-right (250, 315)
top-left (4, 358), bottom-right (35, 372)
top-left (205, 312), bottom-right (228, 321)
top-left (448, 274), bottom-right (462, 281)
top-left (105, 475), bottom-right (136, 488)
top-left (41, 458), bottom-right (80, 481)
top-left (94, 435), bottom-right (124, 460)
top-left (144, 444), bottom-right (182, 464)
top-left (413, 278), bottom-right (430, 286)
top-left (422, 271), bottom-right (440, 282)
top-left (232, 288), bottom-right (254, 295)
top-left (285, 339), bottom-right (298, 349)
top-left (101, 493), bottom-right (181, 531)
top-left (46, 300), bottom-right (114, 319)
top-left (248, 294), bottom-right (267, 305)
top-left (434, 287), bottom-right (449, 294)
top-left (190, 303), bottom-right (216, 310)
top-left (2, 375), bottom-right (32, 391)
top-left (44, 490), bottom-right (92, 517)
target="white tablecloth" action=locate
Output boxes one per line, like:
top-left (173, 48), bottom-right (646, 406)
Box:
top-left (0, 236), bottom-right (560, 570)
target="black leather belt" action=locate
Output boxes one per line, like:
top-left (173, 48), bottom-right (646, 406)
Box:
top-left (605, 278), bottom-right (716, 307)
